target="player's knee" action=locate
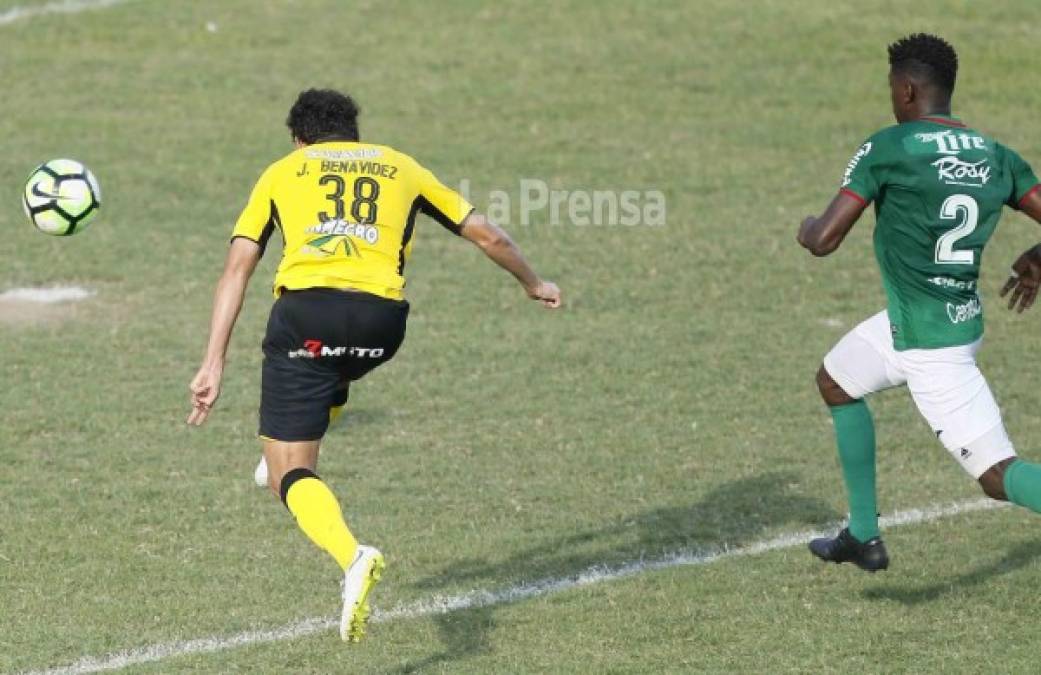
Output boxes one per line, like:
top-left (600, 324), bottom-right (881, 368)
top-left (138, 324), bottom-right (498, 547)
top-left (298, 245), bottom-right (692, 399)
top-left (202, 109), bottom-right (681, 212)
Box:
top-left (978, 471), bottom-right (1007, 501)
top-left (814, 365), bottom-right (829, 396)
top-left (978, 458), bottom-right (1015, 501)
top-left (816, 364), bottom-right (855, 406)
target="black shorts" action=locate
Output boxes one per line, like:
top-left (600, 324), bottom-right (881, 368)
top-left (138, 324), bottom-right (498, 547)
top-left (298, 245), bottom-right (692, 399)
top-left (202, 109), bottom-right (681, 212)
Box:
top-left (259, 288), bottom-right (409, 441)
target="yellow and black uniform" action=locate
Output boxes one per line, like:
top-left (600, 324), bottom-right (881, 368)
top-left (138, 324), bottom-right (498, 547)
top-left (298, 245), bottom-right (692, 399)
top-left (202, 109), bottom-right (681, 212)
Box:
top-left (233, 141), bottom-right (474, 300)
top-left (234, 141), bottom-right (474, 441)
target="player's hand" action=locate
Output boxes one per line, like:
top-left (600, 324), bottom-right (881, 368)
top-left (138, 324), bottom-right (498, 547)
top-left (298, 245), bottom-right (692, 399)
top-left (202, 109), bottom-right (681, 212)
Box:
top-left (1000, 246), bottom-right (1041, 313)
top-left (187, 365), bottom-right (223, 426)
top-left (796, 215), bottom-right (817, 249)
top-left (528, 280), bottom-right (562, 308)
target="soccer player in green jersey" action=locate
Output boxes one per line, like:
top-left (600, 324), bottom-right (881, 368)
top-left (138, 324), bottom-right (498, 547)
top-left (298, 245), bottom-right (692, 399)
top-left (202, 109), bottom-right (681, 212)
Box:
top-left (798, 33), bottom-right (1041, 571)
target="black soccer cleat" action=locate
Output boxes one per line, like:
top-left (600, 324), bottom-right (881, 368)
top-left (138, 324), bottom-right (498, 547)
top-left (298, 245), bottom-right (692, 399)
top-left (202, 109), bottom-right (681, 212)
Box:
top-left (808, 528), bottom-right (889, 572)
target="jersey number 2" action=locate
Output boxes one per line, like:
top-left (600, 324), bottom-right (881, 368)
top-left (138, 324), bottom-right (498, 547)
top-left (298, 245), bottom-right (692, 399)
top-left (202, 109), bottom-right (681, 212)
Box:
top-left (318, 175), bottom-right (380, 224)
top-left (935, 194), bottom-right (978, 265)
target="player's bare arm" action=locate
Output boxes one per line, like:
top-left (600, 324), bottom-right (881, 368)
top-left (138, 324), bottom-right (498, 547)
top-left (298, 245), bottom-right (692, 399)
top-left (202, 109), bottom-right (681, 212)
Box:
top-left (187, 237), bottom-right (262, 426)
top-left (460, 212), bottom-right (562, 308)
top-left (1001, 189), bottom-right (1041, 312)
top-left (796, 191), bottom-right (868, 257)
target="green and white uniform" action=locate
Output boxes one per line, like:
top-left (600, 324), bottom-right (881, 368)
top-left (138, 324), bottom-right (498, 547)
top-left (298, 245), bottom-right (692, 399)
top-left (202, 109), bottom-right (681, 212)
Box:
top-left (824, 115), bottom-right (1039, 477)
top-left (842, 115), bottom-right (1039, 349)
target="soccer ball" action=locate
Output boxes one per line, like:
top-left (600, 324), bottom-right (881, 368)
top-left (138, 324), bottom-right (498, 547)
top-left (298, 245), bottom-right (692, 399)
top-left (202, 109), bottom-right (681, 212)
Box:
top-left (23, 159), bottom-right (101, 236)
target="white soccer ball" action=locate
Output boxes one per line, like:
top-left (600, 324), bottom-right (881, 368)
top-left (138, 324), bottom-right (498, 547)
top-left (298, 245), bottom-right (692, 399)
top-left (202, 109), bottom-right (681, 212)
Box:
top-left (23, 159), bottom-right (101, 236)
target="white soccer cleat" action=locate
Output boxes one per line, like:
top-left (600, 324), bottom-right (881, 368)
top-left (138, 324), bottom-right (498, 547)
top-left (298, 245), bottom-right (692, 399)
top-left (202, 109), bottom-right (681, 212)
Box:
top-left (340, 545), bottom-right (385, 643)
top-left (253, 456), bottom-right (268, 488)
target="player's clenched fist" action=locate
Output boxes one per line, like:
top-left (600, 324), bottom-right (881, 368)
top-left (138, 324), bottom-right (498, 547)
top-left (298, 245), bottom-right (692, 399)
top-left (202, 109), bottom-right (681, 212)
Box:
top-left (528, 280), bottom-right (562, 308)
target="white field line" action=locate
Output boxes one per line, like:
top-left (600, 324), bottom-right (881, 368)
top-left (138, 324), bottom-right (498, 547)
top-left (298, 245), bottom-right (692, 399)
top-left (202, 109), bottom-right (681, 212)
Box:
top-left (0, 286), bottom-right (94, 303)
top-left (0, 0), bottom-right (132, 26)
top-left (26, 497), bottom-right (1006, 675)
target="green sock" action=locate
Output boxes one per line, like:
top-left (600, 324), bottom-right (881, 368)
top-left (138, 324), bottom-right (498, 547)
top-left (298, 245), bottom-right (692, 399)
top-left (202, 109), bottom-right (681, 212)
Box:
top-left (1003, 459), bottom-right (1041, 513)
top-left (829, 400), bottom-right (879, 542)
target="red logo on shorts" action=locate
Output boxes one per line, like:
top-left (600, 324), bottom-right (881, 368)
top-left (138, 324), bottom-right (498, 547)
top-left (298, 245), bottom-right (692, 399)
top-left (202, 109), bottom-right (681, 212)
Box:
top-left (288, 341), bottom-right (375, 359)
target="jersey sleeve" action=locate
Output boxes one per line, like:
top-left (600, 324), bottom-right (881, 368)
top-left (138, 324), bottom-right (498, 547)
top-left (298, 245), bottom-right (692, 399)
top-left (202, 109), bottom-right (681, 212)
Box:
top-left (839, 137), bottom-right (881, 205)
top-left (1003, 146), bottom-right (1041, 209)
top-left (413, 161), bottom-right (475, 235)
top-left (231, 167), bottom-right (278, 250)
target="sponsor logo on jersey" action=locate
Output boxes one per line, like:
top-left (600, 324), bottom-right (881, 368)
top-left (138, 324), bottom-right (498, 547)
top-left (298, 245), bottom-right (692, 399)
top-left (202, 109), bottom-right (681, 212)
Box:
top-left (307, 219), bottom-right (379, 243)
top-left (288, 339), bottom-right (385, 359)
top-left (305, 148), bottom-right (382, 161)
top-left (931, 156), bottom-right (991, 188)
top-left (915, 130), bottom-right (986, 156)
top-left (927, 276), bottom-right (977, 291)
top-left (841, 142), bottom-right (872, 187)
top-left (946, 295), bottom-right (982, 324)
top-left (303, 219), bottom-right (379, 257)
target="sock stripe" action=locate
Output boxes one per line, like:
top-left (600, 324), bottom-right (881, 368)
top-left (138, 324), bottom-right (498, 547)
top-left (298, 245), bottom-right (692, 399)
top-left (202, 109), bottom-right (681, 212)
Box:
top-left (279, 467), bottom-right (319, 505)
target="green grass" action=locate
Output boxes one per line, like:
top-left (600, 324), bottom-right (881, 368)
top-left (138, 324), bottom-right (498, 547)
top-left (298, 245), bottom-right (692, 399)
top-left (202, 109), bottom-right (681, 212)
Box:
top-left (3, 0), bottom-right (1041, 672)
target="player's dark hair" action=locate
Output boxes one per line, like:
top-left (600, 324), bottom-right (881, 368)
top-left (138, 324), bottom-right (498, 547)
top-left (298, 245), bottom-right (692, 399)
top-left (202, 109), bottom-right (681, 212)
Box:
top-left (286, 88), bottom-right (360, 144)
top-left (888, 33), bottom-right (958, 98)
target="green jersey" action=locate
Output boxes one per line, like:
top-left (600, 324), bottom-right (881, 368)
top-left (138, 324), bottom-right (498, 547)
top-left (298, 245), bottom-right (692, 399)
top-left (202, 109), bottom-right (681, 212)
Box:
top-left (842, 115), bottom-right (1040, 350)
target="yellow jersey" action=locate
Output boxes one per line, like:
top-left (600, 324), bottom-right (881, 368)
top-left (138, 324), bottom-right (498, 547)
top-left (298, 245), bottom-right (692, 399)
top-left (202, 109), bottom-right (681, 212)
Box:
top-left (232, 141), bottom-right (474, 300)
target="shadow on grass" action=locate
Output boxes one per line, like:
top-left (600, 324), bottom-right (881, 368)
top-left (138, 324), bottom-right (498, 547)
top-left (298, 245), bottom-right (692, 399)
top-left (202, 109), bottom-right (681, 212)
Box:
top-left (417, 472), bottom-right (838, 592)
top-left (393, 607), bottom-right (496, 674)
top-left (862, 540), bottom-right (1041, 606)
top-left (398, 473), bottom-right (838, 671)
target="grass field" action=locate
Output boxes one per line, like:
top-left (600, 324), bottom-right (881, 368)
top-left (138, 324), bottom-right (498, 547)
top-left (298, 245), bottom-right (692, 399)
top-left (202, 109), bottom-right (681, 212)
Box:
top-left (4, 1), bottom-right (1041, 673)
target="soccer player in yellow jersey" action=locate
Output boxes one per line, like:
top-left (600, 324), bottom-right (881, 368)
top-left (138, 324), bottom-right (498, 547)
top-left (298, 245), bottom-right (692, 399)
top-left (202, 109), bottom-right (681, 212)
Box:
top-left (186, 89), bottom-right (561, 642)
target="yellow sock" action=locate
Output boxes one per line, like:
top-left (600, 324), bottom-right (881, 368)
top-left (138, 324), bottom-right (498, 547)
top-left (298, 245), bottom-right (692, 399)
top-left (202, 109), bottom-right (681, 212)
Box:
top-left (281, 468), bottom-right (358, 571)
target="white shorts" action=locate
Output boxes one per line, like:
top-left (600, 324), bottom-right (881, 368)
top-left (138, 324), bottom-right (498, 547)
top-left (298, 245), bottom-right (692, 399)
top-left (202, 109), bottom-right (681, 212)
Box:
top-left (823, 310), bottom-right (1015, 478)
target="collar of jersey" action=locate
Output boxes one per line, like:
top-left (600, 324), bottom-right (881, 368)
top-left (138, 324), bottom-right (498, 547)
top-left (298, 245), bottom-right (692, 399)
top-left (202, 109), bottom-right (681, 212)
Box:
top-left (312, 136), bottom-right (359, 144)
top-left (918, 113), bottom-right (967, 128)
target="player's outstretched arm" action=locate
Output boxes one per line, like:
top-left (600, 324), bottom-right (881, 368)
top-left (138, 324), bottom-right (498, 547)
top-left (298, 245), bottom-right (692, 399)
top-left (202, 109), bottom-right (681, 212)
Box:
top-left (1001, 189), bottom-right (1041, 313)
top-left (459, 212), bottom-right (561, 308)
top-left (187, 237), bottom-right (263, 426)
top-left (797, 191), bottom-right (868, 257)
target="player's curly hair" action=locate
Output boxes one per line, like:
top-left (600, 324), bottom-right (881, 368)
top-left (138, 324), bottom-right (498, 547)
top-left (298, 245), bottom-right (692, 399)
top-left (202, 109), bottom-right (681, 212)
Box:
top-left (286, 89), bottom-right (360, 144)
top-left (888, 33), bottom-right (958, 97)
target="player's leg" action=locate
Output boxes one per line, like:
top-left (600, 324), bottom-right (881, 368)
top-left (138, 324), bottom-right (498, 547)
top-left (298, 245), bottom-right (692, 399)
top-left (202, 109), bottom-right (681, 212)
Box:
top-left (815, 365), bottom-right (880, 543)
top-left (259, 358), bottom-right (365, 573)
top-left (978, 456), bottom-right (1018, 501)
top-left (261, 435), bottom-right (383, 642)
top-left (992, 455), bottom-right (1041, 512)
top-left (296, 292), bottom-right (407, 642)
top-left (809, 311), bottom-right (905, 571)
top-left (904, 347), bottom-right (1041, 513)
top-left (262, 437), bottom-right (359, 570)
top-left (254, 383), bottom-right (349, 488)
top-left (253, 455), bottom-right (269, 488)
top-left (258, 289), bottom-right (405, 491)
top-left (329, 380), bottom-right (350, 424)
top-left (258, 290), bottom-right (386, 642)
